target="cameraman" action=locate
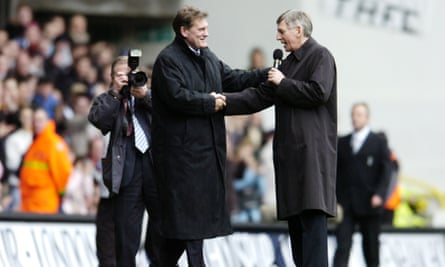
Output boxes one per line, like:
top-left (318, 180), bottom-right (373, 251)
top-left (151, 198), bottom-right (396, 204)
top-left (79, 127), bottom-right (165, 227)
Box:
top-left (88, 55), bottom-right (162, 266)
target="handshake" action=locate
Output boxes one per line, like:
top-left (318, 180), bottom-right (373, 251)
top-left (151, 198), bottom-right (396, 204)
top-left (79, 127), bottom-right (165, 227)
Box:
top-left (210, 92), bottom-right (226, 111)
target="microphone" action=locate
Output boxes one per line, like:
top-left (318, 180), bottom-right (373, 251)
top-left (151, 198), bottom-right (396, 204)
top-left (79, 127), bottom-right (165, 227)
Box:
top-left (273, 49), bottom-right (283, 68)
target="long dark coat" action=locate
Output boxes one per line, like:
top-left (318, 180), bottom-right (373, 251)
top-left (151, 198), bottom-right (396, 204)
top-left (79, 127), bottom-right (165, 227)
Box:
top-left (225, 38), bottom-right (338, 219)
top-left (151, 37), bottom-right (267, 239)
top-left (336, 132), bottom-right (391, 216)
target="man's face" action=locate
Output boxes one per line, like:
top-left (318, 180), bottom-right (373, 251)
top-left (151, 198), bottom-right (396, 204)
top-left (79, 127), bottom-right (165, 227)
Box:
top-left (33, 109), bottom-right (48, 135)
top-left (111, 63), bottom-right (130, 90)
top-left (181, 18), bottom-right (209, 49)
top-left (351, 105), bottom-right (369, 131)
top-left (276, 20), bottom-right (301, 52)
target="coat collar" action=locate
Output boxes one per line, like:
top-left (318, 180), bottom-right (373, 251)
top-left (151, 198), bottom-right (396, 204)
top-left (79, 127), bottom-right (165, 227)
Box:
top-left (289, 37), bottom-right (317, 61)
top-left (174, 35), bottom-right (208, 58)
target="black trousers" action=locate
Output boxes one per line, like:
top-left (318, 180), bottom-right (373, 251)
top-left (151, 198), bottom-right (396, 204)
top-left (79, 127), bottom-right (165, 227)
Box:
top-left (113, 152), bottom-right (146, 267)
top-left (96, 151), bottom-right (163, 267)
top-left (141, 153), bottom-right (164, 267)
top-left (287, 210), bottom-right (328, 267)
top-left (333, 212), bottom-right (381, 267)
top-left (157, 239), bottom-right (204, 267)
top-left (96, 197), bottom-right (116, 267)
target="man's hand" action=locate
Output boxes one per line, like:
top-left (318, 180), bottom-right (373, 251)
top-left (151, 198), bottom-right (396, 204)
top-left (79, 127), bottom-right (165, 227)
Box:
top-left (371, 195), bottom-right (383, 208)
top-left (112, 71), bottom-right (128, 93)
top-left (131, 85), bottom-right (148, 98)
top-left (210, 92), bottom-right (226, 111)
top-left (268, 68), bottom-right (285, 85)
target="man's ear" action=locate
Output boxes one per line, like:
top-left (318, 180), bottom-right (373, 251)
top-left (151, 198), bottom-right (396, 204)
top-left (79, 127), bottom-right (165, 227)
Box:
top-left (295, 25), bottom-right (302, 36)
top-left (295, 25), bottom-right (303, 35)
top-left (180, 26), bottom-right (188, 39)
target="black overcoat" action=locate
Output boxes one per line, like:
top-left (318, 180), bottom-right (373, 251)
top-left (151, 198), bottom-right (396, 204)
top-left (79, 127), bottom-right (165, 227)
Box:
top-left (225, 38), bottom-right (338, 219)
top-left (151, 37), bottom-right (267, 239)
top-left (336, 132), bottom-right (391, 216)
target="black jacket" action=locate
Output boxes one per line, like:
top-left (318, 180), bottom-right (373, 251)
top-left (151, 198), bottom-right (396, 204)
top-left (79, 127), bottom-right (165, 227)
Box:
top-left (88, 90), bottom-right (152, 194)
top-left (225, 38), bottom-right (338, 219)
top-left (151, 36), bottom-right (268, 239)
top-left (336, 131), bottom-right (392, 216)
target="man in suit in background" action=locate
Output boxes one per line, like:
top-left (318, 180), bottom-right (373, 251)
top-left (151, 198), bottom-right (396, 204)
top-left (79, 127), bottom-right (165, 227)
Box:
top-left (333, 102), bottom-right (392, 267)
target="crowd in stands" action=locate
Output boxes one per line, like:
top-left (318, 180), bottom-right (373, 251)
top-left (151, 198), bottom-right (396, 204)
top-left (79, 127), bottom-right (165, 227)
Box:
top-left (0, 4), bottom-right (275, 223)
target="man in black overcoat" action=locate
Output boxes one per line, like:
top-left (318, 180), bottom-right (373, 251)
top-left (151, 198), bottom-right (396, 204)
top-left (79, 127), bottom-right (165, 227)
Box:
top-left (333, 102), bottom-right (391, 267)
top-left (225, 9), bottom-right (337, 267)
top-left (150, 6), bottom-right (268, 267)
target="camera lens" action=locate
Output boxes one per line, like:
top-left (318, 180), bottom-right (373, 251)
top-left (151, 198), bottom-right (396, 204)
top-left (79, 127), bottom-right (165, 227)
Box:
top-left (131, 71), bottom-right (148, 87)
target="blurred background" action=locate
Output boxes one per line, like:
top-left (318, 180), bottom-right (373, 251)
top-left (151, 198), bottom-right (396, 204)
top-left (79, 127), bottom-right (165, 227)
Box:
top-left (0, 0), bottom-right (444, 266)
top-left (0, 0), bottom-right (444, 236)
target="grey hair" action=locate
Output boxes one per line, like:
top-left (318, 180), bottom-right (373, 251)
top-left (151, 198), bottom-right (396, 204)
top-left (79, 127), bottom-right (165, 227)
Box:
top-left (276, 10), bottom-right (313, 37)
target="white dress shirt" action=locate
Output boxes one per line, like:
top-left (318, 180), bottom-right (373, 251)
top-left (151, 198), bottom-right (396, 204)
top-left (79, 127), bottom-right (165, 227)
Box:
top-left (351, 126), bottom-right (371, 154)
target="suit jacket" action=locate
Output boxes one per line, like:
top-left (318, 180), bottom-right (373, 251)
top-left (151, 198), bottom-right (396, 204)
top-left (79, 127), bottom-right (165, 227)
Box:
top-left (336, 131), bottom-right (392, 216)
top-left (88, 89), bottom-right (152, 194)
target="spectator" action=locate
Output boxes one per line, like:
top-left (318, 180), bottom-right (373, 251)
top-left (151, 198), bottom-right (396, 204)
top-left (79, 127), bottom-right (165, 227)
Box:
top-left (0, 53), bottom-right (9, 80)
top-left (72, 55), bottom-right (98, 95)
top-left (333, 102), bottom-right (392, 267)
top-left (45, 37), bottom-right (74, 99)
top-left (20, 107), bottom-right (73, 213)
top-left (5, 3), bottom-right (35, 40)
top-left (225, 113), bottom-right (265, 221)
top-left (231, 136), bottom-right (265, 223)
top-left (259, 131), bottom-right (277, 223)
top-left (62, 156), bottom-right (96, 215)
top-left (13, 50), bottom-right (33, 81)
top-left (0, 112), bottom-right (17, 193)
top-left (0, 30), bottom-right (9, 48)
top-left (3, 108), bottom-right (33, 211)
top-left (1, 40), bottom-right (20, 73)
top-left (3, 77), bottom-right (20, 112)
top-left (248, 47), bottom-right (266, 70)
top-left (69, 14), bottom-right (90, 45)
top-left (17, 77), bottom-right (36, 107)
top-left (42, 15), bottom-right (66, 42)
top-left (18, 22), bottom-right (42, 57)
top-left (65, 92), bottom-right (98, 159)
top-left (32, 77), bottom-right (60, 119)
top-left (90, 41), bottom-right (116, 71)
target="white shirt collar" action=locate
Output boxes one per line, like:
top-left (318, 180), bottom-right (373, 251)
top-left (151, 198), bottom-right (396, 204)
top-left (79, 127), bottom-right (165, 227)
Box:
top-left (188, 46), bottom-right (201, 56)
top-left (351, 125), bottom-right (370, 153)
top-left (353, 125), bottom-right (371, 140)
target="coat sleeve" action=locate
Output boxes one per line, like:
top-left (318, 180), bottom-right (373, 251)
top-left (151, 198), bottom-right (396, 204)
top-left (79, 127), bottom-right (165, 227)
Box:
top-left (276, 48), bottom-right (336, 108)
top-left (140, 93), bottom-right (152, 112)
top-left (88, 91), bottom-right (121, 135)
top-left (375, 137), bottom-right (392, 199)
top-left (219, 60), bottom-right (269, 92)
top-left (225, 83), bottom-right (275, 115)
top-left (153, 55), bottom-right (216, 115)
